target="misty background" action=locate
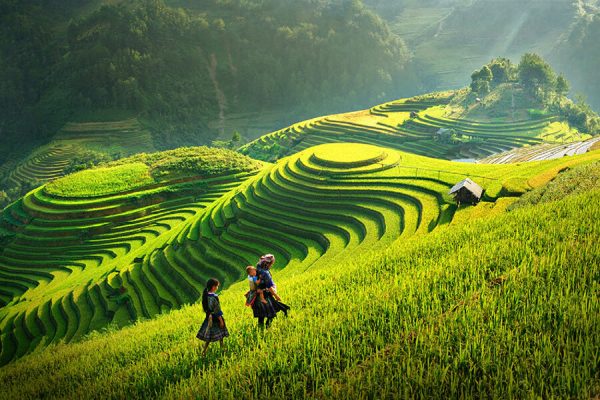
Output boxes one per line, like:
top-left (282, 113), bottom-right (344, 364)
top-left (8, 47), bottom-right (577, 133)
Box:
top-left (1, 0), bottom-right (598, 157)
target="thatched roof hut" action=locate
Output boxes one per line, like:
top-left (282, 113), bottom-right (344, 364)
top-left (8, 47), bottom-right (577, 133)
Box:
top-left (449, 178), bottom-right (483, 205)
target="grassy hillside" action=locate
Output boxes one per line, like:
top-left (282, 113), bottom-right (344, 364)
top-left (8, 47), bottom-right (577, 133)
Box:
top-left (551, 10), bottom-right (600, 110)
top-left (0, 146), bottom-right (262, 364)
top-left (362, 0), bottom-right (600, 111)
top-left (365, 0), bottom-right (582, 92)
top-left (240, 88), bottom-right (591, 163)
top-left (0, 118), bottom-right (155, 209)
top-left (0, 156), bottom-right (597, 398)
top-left (1, 142), bottom-right (598, 366)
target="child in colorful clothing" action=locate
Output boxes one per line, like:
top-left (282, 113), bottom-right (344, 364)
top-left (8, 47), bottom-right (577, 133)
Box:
top-left (196, 278), bottom-right (229, 357)
top-left (245, 266), bottom-right (267, 306)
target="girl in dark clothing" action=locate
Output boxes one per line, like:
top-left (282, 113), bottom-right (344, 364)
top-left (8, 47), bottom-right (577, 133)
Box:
top-left (251, 254), bottom-right (290, 329)
top-left (197, 278), bottom-right (229, 356)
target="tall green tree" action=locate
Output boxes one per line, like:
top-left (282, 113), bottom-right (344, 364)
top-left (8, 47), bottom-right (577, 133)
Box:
top-left (518, 53), bottom-right (556, 95)
top-left (489, 57), bottom-right (514, 85)
top-left (555, 74), bottom-right (569, 96)
top-left (470, 65), bottom-right (493, 95)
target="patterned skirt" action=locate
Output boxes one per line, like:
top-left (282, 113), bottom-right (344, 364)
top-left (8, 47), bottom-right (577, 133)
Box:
top-left (252, 294), bottom-right (290, 319)
top-left (196, 316), bottom-right (229, 342)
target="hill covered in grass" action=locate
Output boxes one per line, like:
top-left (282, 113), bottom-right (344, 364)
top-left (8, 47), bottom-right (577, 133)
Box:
top-left (241, 55), bottom-right (599, 164)
top-left (241, 91), bottom-right (593, 163)
top-left (0, 118), bottom-right (155, 209)
top-left (0, 146), bottom-right (263, 364)
top-left (0, 155), bottom-right (598, 398)
top-left (1, 142), bottom-right (598, 365)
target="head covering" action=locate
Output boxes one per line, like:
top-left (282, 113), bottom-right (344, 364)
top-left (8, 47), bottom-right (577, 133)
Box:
top-left (258, 254), bottom-right (275, 269)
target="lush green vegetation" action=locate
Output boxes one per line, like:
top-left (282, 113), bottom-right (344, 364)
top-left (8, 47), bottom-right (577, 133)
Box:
top-left (106, 146), bottom-right (263, 180)
top-left (0, 119), bottom-right (155, 209)
top-left (467, 55), bottom-right (600, 134)
top-left (0, 0), bottom-right (409, 157)
top-left (0, 161), bottom-right (598, 398)
top-left (45, 163), bottom-right (154, 198)
top-left (2, 0), bottom-right (599, 163)
top-left (508, 160), bottom-right (600, 211)
top-left (0, 146), bottom-right (264, 364)
top-left (1, 142), bottom-right (598, 366)
top-left (241, 78), bottom-right (593, 163)
top-left (1, 2), bottom-right (599, 395)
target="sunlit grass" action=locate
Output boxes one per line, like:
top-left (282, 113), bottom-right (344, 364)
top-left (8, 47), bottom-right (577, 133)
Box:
top-left (0, 183), bottom-right (597, 399)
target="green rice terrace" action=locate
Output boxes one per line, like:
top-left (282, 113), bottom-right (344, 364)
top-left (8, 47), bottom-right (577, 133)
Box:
top-left (240, 90), bottom-right (591, 163)
top-left (0, 146), bottom-right (263, 364)
top-left (0, 119), bottom-right (155, 192)
top-left (1, 141), bottom-right (599, 370)
top-left (0, 146), bottom-right (598, 398)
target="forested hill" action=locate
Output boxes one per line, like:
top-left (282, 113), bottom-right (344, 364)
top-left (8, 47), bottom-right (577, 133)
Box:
top-left (363, 0), bottom-right (600, 109)
top-left (3, 0), bottom-right (600, 163)
top-left (551, 11), bottom-right (600, 110)
top-left (0, 0), bottom-right (408, 157)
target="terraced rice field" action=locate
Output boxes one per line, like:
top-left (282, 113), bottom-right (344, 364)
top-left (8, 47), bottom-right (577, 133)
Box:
top-left (369, 94), bottom-right (453, 116)
top-left (169, 143), bottom-right (456, 275)
top-left (0, 148), bottom-right (598, 399)
top-left (0, 169), bottom-right (258, 364)
top-left (1, 142), bottom-right (465, 364)
top-left (480, 136), bottom-right (600, 164)
top-left (240, 93), bottom-right (586, 162)
top-left (0, 157), bottom-right (18, 179)
top-left (4, 144), bottom-right (79, 188)
top-left (54, 119), bottom-right (153, 153)
top-left (2, 119), bottom-right (155, 191)
top-left (2, 141), bottom-right (599, 366)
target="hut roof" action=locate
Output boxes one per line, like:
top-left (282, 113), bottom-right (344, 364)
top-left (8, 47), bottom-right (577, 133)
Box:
top-left (449, 178), bottom-right (483, 198)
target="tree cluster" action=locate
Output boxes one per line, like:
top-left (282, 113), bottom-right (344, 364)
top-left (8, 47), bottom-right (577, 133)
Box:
top-left (468, 54), bottom-right (599, 134)
top-left (469, 54), bottom-right (570, 101)
top-left (470, 57), bottom-right (516, 96)
top-left (0, 0), bottom-right (410, 156)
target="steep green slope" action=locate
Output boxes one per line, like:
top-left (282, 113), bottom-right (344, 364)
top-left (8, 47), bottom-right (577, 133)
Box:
top-left (1, 143), bottom-right (598, 365)
top-left (0, 159), bottom-right (597, 399)
top-left (363, 0), bottom-right (600, 111)
top-left (241, 89), bottom-right (590, 162)
top-left (551, 11), bottom-right (600, 110)
top-left (0, 147), bottom-right (262, 364)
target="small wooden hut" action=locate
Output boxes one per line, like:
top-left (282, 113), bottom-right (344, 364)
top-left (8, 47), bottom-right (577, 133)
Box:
top-left (449, 178), bottom-right (483, 205)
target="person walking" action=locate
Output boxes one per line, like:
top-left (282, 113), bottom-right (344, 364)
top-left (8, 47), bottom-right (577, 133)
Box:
top-left (196, 278), bottom-right (229, 356)
top-left (251, 254), bottom-right (290, 329)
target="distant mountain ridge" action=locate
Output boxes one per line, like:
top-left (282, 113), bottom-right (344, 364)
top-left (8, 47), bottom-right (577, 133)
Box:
top-left (363, 0), bottom-right (600, 109)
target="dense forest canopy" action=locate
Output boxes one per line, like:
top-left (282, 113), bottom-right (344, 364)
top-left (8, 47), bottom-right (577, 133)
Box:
top-left (0, 0), bottom-right (408, 157)
top-left (1, 0), bottom-right (599, 163)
